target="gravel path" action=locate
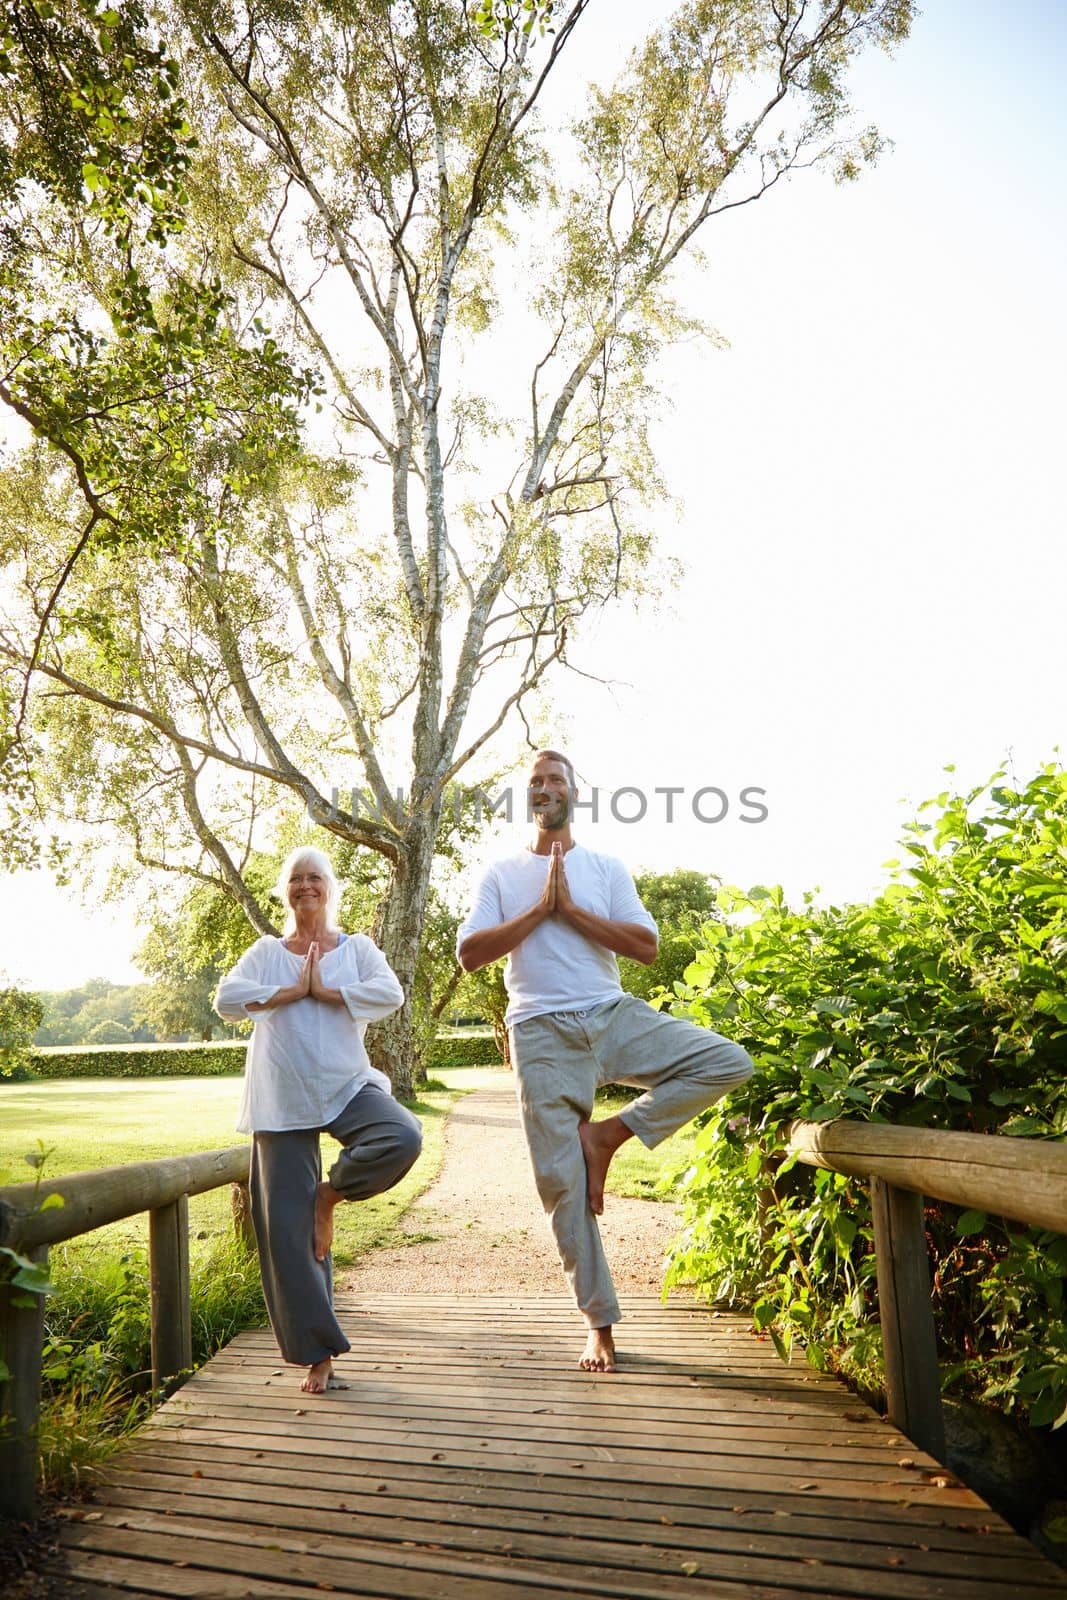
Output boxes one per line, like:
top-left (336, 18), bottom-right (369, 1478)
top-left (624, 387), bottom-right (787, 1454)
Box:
top-left (342, 1070), bottom-right (684, 1299)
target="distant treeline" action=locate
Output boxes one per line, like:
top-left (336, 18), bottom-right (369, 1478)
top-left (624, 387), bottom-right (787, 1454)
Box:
top-left (33, 979), bottom-right (245, 1048)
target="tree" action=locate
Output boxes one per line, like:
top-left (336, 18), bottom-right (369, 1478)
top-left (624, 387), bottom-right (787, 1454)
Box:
top-left (0, 1), bottom-right (915, 1094)
top-left (619, 867), bottom-right (719, 1004)
top-left (0, 983), bottom-right (44, 1079)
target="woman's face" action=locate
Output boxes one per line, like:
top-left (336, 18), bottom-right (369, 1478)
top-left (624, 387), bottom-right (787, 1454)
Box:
top-left (287, 862), bottom-right (328, 914)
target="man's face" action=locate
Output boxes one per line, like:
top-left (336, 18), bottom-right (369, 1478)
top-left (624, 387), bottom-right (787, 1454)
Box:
top-left (528, 758), bottom-right (574, 831)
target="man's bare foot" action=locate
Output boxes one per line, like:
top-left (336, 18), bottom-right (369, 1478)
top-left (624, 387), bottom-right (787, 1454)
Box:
top-left (313, 1181), bottom-right (341, 1261)
top-left (301, 1357), bottom-right (332, 1394)
top-left (578, 1115), bottom-right (634, 1215)
top-left (580, 1327), bottom-right (616, 1372)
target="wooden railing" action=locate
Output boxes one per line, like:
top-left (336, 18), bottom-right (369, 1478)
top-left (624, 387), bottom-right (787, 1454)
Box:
top-left (0, 1146), bottom-right (251, 1520)
top-left (786, 1120), bottom-right (1067, 1461)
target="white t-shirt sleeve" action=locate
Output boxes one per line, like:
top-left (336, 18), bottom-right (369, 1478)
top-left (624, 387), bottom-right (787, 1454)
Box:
top-left (455, 866), bottom-right (505, 956)
top-left (607, 860), bottom-right (659, 938)
top-left (214, 938), bottom-right (280, 1021)
top-left (338, 936), bottom-right (405, 1022)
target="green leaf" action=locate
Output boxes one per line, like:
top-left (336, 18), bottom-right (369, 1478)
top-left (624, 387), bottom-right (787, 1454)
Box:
top-left (82, 162), bottom-right (101, 192)
top-left (955, 1209), bottom-right (987, 1236)
top-left (40, 1192), bottom-right (65, 1211)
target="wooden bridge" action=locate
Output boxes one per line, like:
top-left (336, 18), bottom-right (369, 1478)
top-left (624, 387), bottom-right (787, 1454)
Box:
top-left (43, 1293), bottom-right (1067, 1598)
top-left (4, 1116), bottom-right (1067, 1596)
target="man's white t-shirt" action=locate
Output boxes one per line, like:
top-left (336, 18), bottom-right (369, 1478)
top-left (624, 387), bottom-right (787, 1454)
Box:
top-left (456, 844), bottom-right (659, 1027)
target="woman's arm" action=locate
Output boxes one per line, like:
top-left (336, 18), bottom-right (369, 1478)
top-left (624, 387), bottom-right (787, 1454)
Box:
top-left (215, 942), bottom-right (310, 1017)
top-left (246, 950), bottom-right (312, 1010)
top-left (325, 937), bottom-right (405, 1020)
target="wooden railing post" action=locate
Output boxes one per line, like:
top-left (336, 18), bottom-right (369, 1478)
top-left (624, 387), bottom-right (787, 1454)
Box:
top-left (870, 1176), bottom-right (945, 1462)
top-left (0, 1245), bottom-right (48, 1521)
top-left (149, 1197), bottom-right (192, 1388)
top-left (231, 1181), bottom-right (256, 1252)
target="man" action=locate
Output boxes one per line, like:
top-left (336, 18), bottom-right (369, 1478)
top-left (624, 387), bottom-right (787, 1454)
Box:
top-left (456, 749), bottom-right (754, 1372)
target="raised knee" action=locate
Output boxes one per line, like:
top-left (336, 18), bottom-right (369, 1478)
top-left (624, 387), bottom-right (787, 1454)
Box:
top-left (730, 1045), bottom-right (755, 1085)
top-left (397, 1121), bottom-right (423, 1165)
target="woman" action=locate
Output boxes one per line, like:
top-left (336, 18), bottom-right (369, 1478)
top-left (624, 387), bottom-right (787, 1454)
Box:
top-left (215, 847), bottom-right (422, 1394)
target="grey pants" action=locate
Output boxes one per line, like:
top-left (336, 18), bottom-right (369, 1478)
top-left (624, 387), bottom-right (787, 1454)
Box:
top-left (510, 994), bottom-right (753, 1329)
top-left (249, 1083), bottom-right (422, 1365)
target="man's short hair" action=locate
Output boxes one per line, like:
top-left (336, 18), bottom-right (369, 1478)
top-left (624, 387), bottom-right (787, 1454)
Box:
top-left (533, 748), bottom-right (576, 790)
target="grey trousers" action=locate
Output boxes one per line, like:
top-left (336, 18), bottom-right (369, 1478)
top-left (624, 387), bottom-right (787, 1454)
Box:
top-left (249, 1083), bottom-right (422, 1365)
top-left (510, 994), bottom-right (753, 1329)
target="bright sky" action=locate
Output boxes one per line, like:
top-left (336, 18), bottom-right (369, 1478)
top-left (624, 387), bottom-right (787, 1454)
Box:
top-left (3, 0), bottom-right (1065, 989)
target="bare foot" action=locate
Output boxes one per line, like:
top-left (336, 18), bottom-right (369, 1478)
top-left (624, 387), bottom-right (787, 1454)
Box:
top-left (580, 1327), bottom-right (616, 1372)
top-left (314, 1181), bottom-right (340, 1261)
top-left (301, 1357), bottom-right (333, 1394)
top-left (578, 1115), bottom-right (633, 1215)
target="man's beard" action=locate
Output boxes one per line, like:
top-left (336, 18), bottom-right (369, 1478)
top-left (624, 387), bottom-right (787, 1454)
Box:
top-left (533, 798), bottom-right (569, 830)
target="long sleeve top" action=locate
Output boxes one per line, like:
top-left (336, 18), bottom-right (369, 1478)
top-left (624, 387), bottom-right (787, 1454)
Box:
top-left (214, 932), bottom-right (404, 1133)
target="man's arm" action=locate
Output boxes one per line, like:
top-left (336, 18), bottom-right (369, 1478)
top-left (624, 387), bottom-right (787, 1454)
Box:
top-left (554, 845), bottom-right (658, 965)
top-left (458, 864), bottom-right (555, 972)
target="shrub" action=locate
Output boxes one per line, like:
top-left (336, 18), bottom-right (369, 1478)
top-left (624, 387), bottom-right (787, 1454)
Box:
top-left (665, 763), bottom-right (1067, 1427)
top-left (29, 1041), bottom-right (247, 1079)
top-left (0, 985), bottom-right (44, 1081)
top-left (426, 1031), bottom-right (501, 1071)
top-left (38, 1234), bottom-right (265, 1493)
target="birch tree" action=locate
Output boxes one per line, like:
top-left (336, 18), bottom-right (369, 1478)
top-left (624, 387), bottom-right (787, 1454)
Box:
top-left (0, 0), bottom-right (914, 1093)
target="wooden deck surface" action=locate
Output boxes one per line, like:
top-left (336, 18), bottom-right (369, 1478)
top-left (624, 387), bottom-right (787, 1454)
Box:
top-left (48, 1294), bottom-right (1065, 1598)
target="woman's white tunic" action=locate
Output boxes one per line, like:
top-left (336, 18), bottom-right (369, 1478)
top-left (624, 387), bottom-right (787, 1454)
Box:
top-left (214, 934), bottom-right (403, 1133)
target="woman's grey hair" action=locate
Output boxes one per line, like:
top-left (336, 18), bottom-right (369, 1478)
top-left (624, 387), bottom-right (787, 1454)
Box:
top-left (273, 847), bottom-right (341, 933)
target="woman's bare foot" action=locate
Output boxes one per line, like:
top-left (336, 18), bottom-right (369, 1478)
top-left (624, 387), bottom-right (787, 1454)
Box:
top-left (577, 1115), bottom-right (634, 1215)
top-left (579, 1327), bottom-right (616, 1372)
top-left (301, 1357), bottom-right (333, 1394)
top-left (313, 1181), bottom-right (341, 1261)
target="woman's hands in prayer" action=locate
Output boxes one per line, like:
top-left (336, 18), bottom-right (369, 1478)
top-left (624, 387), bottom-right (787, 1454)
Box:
top-left (308, 944), bottom-right (344, 1006)
top-left (246, 942), bottom-right (344, 1010)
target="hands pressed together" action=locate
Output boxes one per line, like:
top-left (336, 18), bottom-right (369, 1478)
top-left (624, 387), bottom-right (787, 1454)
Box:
top-left (247, 942), bottom-right (344, 1011)
top-left (537, 839), bottom-right (575, 921)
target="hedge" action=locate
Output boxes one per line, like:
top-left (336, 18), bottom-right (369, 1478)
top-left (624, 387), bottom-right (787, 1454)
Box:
top-left (25, 1032), bottom-right (502, 1080)
top-left (425, 1032), bottom-right (502, 1071)
top-left (28, 1041), bottom-right (248, 1079)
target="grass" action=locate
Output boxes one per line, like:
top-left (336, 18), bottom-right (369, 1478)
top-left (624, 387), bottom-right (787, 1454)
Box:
top-left (594, 1083), bottom-right (699, 1201)
top-left (0, 1074), bottom-right (461, 1266)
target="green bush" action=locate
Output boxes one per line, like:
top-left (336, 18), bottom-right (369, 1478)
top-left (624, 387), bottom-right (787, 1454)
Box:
top-left (426, 1031), bottom-right (501, 1071)
top-left (38, 1235), bottom-right (265, 1493)
top-left (1, 985), bottom-right (44, 1080)
top-left (665, 763), bottom-right (1067, 1428)
top-left (29, 1041), bottom-right (247, 1079)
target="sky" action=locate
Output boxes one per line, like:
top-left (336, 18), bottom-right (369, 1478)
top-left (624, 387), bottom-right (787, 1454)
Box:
top-left (3, 0), bottom-right (1066, 990)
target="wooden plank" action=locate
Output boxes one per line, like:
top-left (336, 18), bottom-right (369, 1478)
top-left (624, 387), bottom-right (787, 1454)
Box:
top-left (787, 1118), bottom-right (1067, 1233)
top-left (159, 1386), bottom-right (916, 1456)
top-left (149, 1195), bottom-right (192, 1387)
top-left (872, 1177), bottom-right (946, 1462)
top-left (51, 1496), bottom-right (1058, 1600)
top-left (54, 1514), bottom-right (854, 1600)
top-left (133, 1421), bottom-right (994, 1507)
top-left (50, 1295), bottom-right (1067, 1599)
top-left (178, 1375), bottom-right (905, 1443)
top-left (0, 1242), bottom-right (47, 1519)
top-left (0, 1146), bottom-right (250, 1250)
top-left (93, 1470), bottom-right (1058, 1588)
top-left (115, 1438), bottom-right (1016, 1542)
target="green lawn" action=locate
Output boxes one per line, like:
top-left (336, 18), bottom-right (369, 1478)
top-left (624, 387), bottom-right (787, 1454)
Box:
top-left (595, 1084), bottom-right (698, 1200)
top-left (0, 1067), bottom-right (689, 1278)
top-left (0, 1075), bottom-right (464, 1270)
